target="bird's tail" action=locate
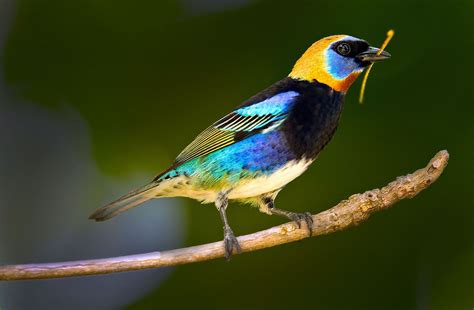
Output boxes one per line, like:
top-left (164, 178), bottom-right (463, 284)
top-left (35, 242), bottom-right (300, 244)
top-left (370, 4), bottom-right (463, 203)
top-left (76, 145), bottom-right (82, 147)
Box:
top-left (89, 181), bottom-right (162, 221)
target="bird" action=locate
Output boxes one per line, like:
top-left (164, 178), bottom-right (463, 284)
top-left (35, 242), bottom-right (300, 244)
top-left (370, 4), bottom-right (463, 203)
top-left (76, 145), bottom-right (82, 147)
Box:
top-left (89, 35), bottom-right (391, 259)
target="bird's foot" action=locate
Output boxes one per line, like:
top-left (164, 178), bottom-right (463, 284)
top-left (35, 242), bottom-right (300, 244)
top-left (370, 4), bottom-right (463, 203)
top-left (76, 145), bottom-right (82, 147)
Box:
top-left (223, 227), bottom-right (241, 261)
top-left (270, 208), bottom-right (314, 237)
top-left (288, 212), bottom-right (314, 236)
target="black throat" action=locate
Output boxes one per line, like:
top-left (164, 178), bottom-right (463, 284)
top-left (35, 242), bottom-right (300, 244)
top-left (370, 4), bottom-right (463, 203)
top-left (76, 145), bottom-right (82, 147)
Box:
top-left (280, 78), bottom-right (345, 160)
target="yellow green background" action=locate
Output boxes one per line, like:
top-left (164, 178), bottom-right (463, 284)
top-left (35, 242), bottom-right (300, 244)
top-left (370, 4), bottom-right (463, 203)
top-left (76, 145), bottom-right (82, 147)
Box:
top-left (0, 0), bottom-right (472, 309)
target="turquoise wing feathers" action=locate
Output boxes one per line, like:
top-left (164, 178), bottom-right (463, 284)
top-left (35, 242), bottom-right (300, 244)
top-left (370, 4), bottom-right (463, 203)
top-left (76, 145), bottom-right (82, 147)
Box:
top-left (174, 91), bottom-right (299, 165)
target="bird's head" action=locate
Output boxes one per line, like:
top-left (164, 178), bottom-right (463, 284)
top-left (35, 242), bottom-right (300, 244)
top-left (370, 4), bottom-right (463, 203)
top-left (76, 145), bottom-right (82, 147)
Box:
top-left (289, 35), bottom-right (391, 93)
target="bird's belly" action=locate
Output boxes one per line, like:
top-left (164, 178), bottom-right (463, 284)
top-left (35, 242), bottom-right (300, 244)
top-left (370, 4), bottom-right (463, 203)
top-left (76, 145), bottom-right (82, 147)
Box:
top-left (162, 159), bottom-right (312, 203)
top-left (228, 159), bottom-right (312, 199)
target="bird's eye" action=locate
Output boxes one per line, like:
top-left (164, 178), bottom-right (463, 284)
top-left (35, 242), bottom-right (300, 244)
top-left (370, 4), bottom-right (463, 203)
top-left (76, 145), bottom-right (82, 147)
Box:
top-left (336, 43), bottom-right (351, 56)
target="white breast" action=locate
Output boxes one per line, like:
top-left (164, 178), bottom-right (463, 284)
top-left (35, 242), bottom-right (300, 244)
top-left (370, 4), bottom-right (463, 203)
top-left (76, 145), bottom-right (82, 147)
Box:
top-left (228, 159), bottom-right (313, 199)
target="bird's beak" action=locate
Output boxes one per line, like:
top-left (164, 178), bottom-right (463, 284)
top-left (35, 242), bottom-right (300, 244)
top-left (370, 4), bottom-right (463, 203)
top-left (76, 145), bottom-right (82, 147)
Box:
top-left (357, 46), bottom-right (391, 63)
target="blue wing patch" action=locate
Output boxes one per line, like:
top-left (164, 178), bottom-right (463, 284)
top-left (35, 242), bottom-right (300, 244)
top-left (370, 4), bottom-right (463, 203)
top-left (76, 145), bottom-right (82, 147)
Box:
top-left (173, 91), bottom-right (299, 165)
top-left (234, 91), bottom-right (299, 117)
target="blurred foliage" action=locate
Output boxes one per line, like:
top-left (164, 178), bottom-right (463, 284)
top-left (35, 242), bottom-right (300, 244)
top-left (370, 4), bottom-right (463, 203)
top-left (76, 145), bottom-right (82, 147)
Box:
top-left (3, 0), bottom-right (473, 308)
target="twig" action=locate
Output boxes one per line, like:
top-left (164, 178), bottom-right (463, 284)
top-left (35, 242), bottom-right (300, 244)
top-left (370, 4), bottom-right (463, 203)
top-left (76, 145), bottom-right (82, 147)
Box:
top-left (0, 150), bottom-right (449, 281)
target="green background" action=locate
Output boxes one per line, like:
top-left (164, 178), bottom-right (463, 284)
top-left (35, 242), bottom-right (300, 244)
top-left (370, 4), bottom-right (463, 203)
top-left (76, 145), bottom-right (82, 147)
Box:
top-left (2, 0), bottom-right (473, 308)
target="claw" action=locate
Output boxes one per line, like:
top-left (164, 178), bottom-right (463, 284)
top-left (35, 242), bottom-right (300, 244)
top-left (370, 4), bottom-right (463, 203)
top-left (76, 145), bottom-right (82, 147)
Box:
top-left (223, 228), bottom-right (241, 260)
top-left (295, 220), bottom-right (301, 229)
top-left (268, 207), bottom-right (314, 238)
top-left (302, 212), bottom-right (314, 237)
top-left (289, 212), bottom-right (314, 237)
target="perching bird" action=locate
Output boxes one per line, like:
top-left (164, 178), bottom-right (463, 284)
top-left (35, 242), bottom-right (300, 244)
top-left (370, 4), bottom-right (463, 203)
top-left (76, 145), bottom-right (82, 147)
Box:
top-left (89, 35), bottom-right (391, 259)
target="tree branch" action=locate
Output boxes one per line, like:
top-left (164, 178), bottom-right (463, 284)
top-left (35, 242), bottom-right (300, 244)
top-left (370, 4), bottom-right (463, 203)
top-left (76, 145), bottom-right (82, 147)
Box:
top-left (0, 150), bottom-right (449, 281)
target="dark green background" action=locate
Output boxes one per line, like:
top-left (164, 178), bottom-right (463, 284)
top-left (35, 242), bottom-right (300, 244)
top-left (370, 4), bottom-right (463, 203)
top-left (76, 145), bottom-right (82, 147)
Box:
top-left (2, 0), bottom-right (473, 308)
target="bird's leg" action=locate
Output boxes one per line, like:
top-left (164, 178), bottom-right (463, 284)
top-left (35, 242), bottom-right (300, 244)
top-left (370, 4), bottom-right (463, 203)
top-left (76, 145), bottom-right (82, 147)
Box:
top-left (263, 197), bottom-right (314, 237)
top-left (216, 191), bottom-right (241, 260)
